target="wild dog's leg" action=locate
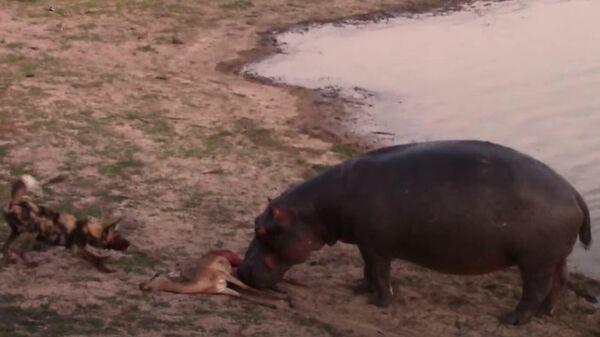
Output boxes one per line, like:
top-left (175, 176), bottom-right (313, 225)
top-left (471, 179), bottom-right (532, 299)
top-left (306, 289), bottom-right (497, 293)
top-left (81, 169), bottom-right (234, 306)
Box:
top-left (358, 246), bottom-right (392, 307)
top-left (15, 232), bottom-right (37, 266)
top-left (1, 230), bottom-right (19, 264)
top-left (72, 245), bottom-right (114, 273)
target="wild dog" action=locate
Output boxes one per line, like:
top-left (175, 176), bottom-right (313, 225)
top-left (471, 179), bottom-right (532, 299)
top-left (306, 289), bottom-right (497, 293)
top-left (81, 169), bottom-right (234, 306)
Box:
top-left (139, 249), bottom-right (285, 308)
top-left (2, 175), bottom-right (130, 272)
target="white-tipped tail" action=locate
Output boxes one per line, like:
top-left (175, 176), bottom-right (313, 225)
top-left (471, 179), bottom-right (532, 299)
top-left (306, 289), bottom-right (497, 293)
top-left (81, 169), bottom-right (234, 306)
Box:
top-left (20, 174), bottom-right (39, 190)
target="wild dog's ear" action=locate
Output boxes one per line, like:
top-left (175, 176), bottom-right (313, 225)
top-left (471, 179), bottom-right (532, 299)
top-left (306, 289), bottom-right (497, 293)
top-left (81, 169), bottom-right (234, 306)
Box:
top-left (103, 217), bottom-right (123, 231)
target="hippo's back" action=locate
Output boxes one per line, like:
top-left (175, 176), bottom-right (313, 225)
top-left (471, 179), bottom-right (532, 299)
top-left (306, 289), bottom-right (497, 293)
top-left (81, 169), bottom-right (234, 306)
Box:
top-left (351, 140), bottom-right (575, 201)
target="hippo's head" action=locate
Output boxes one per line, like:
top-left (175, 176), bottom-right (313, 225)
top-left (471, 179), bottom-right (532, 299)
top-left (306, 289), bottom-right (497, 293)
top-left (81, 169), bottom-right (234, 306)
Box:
top-left (238, 201), bottom-right (326, 289)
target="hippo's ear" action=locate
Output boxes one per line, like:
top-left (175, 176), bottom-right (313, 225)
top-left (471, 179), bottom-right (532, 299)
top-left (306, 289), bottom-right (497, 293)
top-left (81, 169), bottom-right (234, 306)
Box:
top-left (272, 206), bottom-right (295, 224)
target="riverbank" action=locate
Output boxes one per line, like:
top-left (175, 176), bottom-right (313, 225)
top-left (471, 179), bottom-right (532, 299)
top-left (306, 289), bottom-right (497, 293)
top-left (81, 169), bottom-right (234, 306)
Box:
top-left (0, 0), bottom-right (597, 336)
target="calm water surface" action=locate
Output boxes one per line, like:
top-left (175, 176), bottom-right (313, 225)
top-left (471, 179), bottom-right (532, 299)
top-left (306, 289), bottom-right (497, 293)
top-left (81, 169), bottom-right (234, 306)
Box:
top-left (247, 0), bottom-right (600, 276)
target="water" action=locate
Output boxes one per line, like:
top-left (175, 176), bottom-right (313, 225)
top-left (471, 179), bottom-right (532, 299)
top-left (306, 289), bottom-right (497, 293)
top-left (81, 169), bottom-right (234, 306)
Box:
top-left (246, 0), bottom-right (600, 277)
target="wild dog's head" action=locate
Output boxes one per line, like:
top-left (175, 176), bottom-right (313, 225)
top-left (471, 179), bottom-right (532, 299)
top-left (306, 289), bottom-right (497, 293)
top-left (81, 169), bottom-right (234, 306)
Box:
top-left (83, 217), bottom-right (130, 251)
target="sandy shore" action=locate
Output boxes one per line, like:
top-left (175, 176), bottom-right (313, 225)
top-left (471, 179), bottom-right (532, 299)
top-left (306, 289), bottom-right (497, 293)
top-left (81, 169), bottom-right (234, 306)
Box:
top-left (0, 0), bottom-right (598, 336)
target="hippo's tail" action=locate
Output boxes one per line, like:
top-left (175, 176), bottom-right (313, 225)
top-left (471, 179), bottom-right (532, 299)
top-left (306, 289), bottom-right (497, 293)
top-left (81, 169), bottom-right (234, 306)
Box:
top-left (575, 191), bottom-right (592, 250)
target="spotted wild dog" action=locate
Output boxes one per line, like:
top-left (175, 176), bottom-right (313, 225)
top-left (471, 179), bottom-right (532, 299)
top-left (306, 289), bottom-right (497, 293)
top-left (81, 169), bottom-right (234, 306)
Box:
top-left (2, 175), bottom-right (130, 272)
top-left (139, 249), bottom-right (286, 308)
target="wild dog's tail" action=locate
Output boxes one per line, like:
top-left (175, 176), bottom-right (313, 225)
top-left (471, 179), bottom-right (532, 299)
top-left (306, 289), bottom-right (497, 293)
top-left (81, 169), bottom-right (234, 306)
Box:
top-left (575, 191), bottom-right (592, 250)
top-left (9, 175), bottom-right (39, 207)
top-left (8, 174), bottom-right (66, 208)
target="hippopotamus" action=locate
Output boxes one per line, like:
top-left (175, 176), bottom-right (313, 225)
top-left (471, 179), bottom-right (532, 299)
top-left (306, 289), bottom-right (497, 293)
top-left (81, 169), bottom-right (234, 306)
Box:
top-left (237, 140), bottom-right (592, 325)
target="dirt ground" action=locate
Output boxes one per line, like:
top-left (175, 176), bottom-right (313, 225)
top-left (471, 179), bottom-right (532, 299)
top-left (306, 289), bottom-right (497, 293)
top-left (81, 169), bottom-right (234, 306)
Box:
top-left (0, 0), bottom-right (598, 336)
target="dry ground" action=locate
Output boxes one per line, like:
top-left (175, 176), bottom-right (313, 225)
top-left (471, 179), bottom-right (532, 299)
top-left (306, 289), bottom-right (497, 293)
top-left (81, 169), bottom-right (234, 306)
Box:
top-left (0, 0), bottom-right (598, 336)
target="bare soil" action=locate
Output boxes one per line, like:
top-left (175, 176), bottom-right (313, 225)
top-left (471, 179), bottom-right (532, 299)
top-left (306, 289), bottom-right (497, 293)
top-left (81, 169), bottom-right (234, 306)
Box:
top-left (0, 1), bottom-right (597, 336)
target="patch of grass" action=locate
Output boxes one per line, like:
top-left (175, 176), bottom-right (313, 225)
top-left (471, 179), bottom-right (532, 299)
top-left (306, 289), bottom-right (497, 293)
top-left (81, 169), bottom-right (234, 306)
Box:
top-left (224, 304), bottom-right (265, 329)
top-left (294, 317), bottom-right (343, 337)
top-left (2, 53), bottom-right (25, 64)
top-left (8, 163), bottom-right (32, 177)
top-left (448, 296), bottom-right (470, 308)
top-left (178, 144), bottom-right (202, 158)
top-left (209, 327), bottom-right (229, 336)
top-left (5, 42), bottom-right (25, 50)
top-left (0, 302), bottom-right (107, 337)
top-left (136, 44), bottom-right (157, 53)
top-left (75, 204), bottom-right (105, 219)
top-left (205, 202), bottom-right (234, 225)
top-left (14, 0), bottom-right (191, 18)
top-left (49, 188), bottom-right (110, 219)
top-left (221, 0), bottom-right (253, 9)
top-left (100, 159), bottom-right (144, 178)
top-left (63, 32), bottom-right (102, 42)
top-left (124, 110), bottom-right (175, 138)
top-left (109, 303), bottom-right (195, 335)
top-left (181, 190), bottom-right (213, 210)
top-left (0, 293), bottom-right (24, 303)
top-left (204, 130), bottom-right (233, 155)
top-left (0, 144), bottom-right (10, 159)
top-left (302, 163), bottom-right (332, 179)
top-left (331, 144), bottom-right (356, 159)
top-left (78, 22), bottom-right (97, 30)
top-left (236, 118), bottom-right (280, 149)
top-left (115, 246), bottom-right (158, 273)
top-left (0, 70), bottom-right (14, 93)
top-left (94, 190), bottom-right (129, 203)
top-left (1, 53), bottom-right (73, 78)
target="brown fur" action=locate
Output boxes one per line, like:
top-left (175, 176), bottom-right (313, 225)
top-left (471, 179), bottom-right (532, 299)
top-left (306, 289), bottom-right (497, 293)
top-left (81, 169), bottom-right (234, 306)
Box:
top-left (2, 175), bottom-right (130, 272)
top-left (139, 251), bottom-right (285, 307)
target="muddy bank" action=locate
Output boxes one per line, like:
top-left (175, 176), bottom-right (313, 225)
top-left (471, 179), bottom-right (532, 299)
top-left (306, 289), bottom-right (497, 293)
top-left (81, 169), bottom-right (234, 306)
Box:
top-left (221, 0), bottom-right (486, 150)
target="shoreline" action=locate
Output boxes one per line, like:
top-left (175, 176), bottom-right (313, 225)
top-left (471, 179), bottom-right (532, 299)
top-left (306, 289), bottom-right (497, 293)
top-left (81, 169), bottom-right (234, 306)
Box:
top-left (218, 0), bottom-right (486, 152)
top-left (225, 0), bottom-right (600, 300)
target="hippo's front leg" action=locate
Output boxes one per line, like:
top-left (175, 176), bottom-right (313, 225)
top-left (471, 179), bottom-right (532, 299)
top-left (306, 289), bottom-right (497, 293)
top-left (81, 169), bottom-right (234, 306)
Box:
top-left (357, 246), bottom-right (393, 307)
top-left (353, 246), bottom-right (375, 294)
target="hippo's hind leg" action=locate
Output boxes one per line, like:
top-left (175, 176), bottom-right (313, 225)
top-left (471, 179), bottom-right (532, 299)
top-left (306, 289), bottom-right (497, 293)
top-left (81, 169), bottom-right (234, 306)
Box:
top-left (540, 258), bottom-right (568, 316)
top-left (353, 246), bottom-right (376, 294)
top-left (500, 261), bottom-right (555, 325)
top-left (356, 246), bottom-right (393, 307)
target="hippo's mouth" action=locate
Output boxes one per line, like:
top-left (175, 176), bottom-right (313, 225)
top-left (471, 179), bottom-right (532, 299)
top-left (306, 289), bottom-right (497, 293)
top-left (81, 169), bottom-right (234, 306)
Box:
top-left (237, 238), bottom-right (290, 289)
